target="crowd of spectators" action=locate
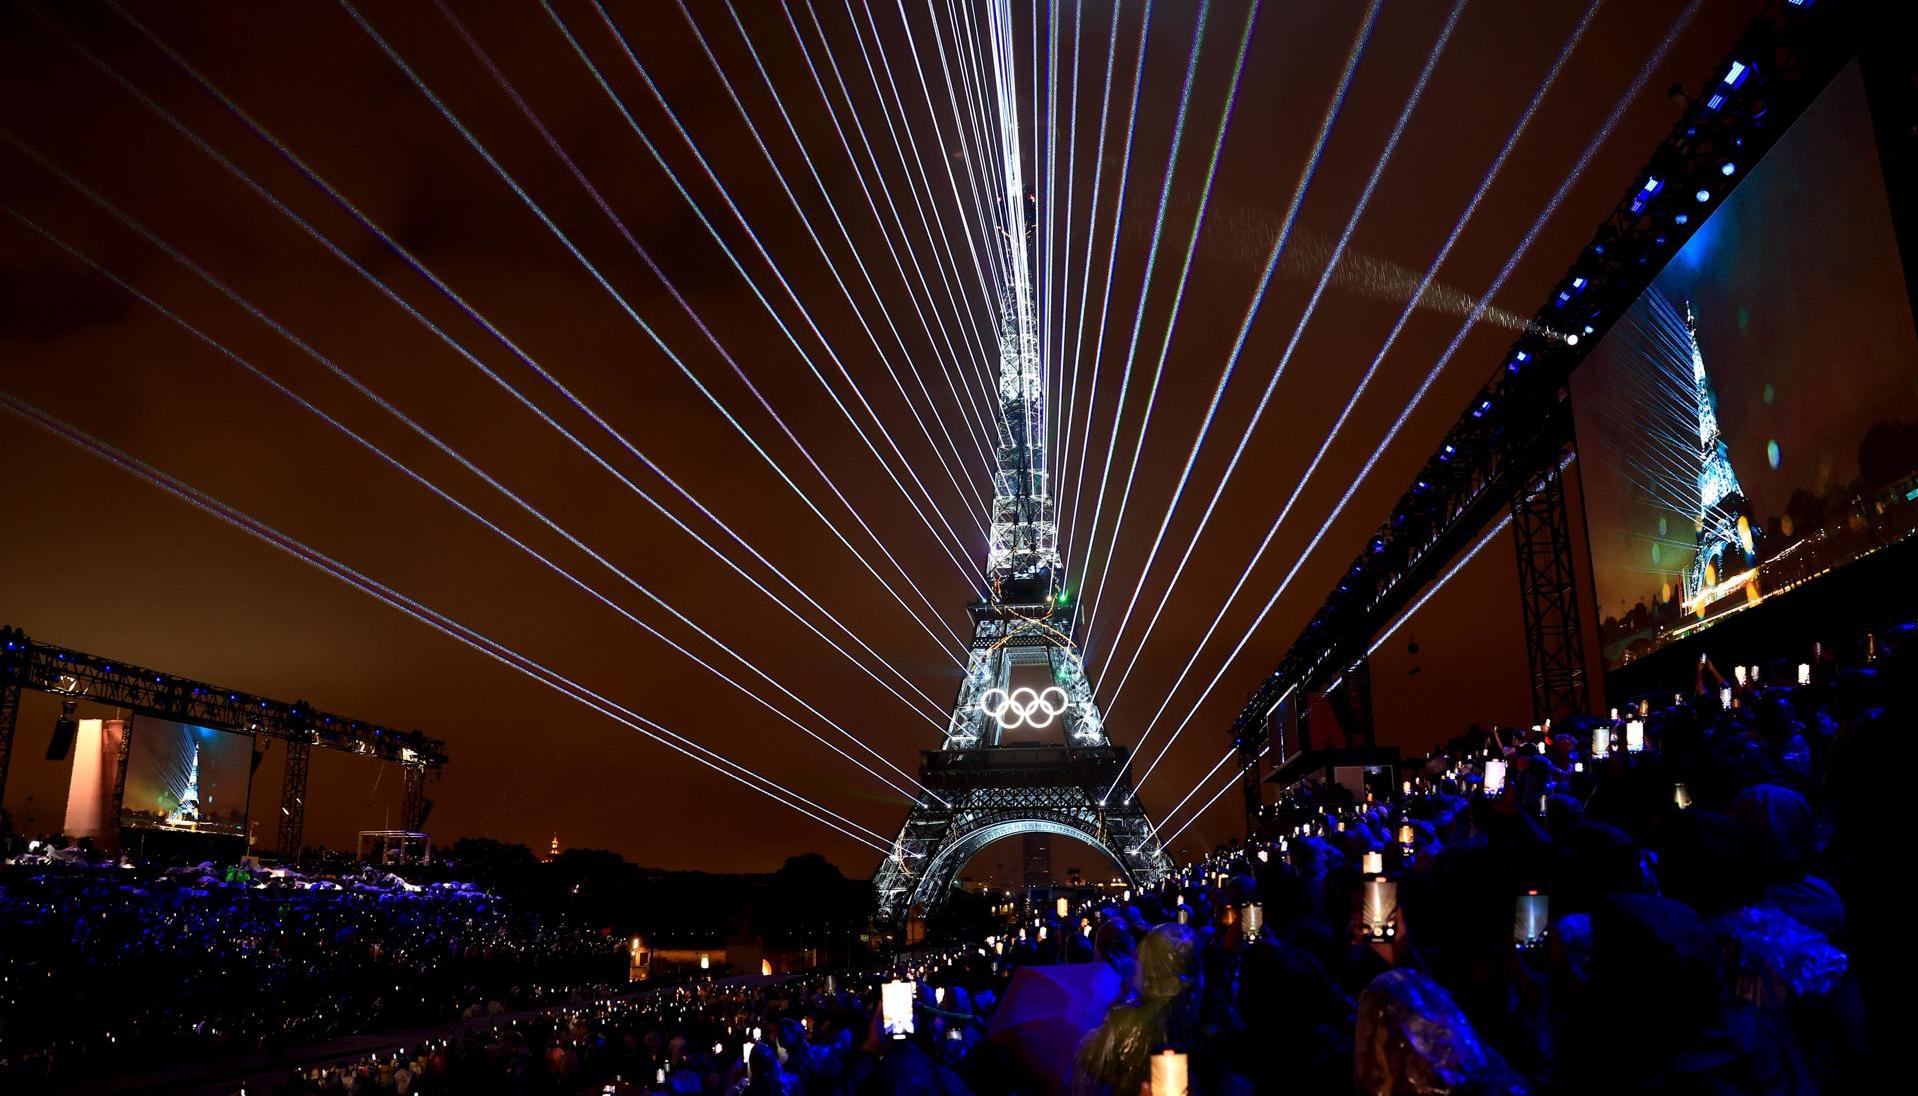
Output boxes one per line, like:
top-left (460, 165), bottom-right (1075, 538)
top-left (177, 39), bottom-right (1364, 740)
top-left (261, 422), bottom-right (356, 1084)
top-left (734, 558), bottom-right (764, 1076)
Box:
top-left (0, 858), bottom-right (623, 1088)
top-left (3, 627), bottom-right (1898, 1093)
top-left (260, 630), bottom-right (1899, 1093)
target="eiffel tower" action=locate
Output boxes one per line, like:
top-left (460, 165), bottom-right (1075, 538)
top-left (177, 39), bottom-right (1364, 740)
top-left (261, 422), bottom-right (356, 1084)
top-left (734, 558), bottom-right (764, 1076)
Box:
top-left (1678, 300), bottom-right (1757, 610)
top-left (872, 149), bottom-right (1171, 923)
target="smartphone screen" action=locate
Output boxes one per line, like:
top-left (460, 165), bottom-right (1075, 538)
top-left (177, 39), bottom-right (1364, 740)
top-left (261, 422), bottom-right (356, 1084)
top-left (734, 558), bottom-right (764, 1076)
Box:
top-left (1484, 759), bottom-right (1507, 794)
top-left (881, 979), bottom-right (915, 1038)
top-left (1362, 878), bottom-right (1397, 940)
top-left (1240, 902), bottom-right (1263, 942)
top-left (1515, 891), bottom-right (1548, 946)
top-left (1150, 1049), bottom-right (1190, 1096)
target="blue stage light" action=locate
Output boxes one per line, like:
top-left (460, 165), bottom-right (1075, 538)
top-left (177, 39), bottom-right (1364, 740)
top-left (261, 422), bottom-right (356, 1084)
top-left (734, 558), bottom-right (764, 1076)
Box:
top-left (1695, 188), bottom-right (1711, 202)
top-left (1675, 212), bottom-right (1689, 225)
top-left (1630, 176), bottom-right (1663, 213)
top-left (1720, 161), bottom-right (1736, 175)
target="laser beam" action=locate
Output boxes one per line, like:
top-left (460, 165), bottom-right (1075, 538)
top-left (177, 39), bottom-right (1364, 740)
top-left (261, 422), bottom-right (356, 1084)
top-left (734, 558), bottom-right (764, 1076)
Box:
top-left (1078, 0), bottom-right (1261, 657)
top-left (794, 1), bottom-right (1007, 432)
top-left (1127, 2), bottom-right (1701, 799)
top-left (769, 1), bottom-right (1009, 462)
top-left (447, 0), bottom-right (983, 596)
top-left (1104, 0), bottom-right (1585, 719)
top-left (59, 11), bottom-right (956, 726)
top-left (337, 0), bottom-right (970, 653)
top-left (1075, 0), bottom-right (1215, 641)
top-left (0, 390), bottom-right (897, 853)
top-left (1064, 0), bottom-right (1153, 576)
top-left (1056, 2), bottom-right (1123, 568)
top-left (580, 0), bottom-right (995, 556)
top-left (1, 198), bottom-right (933, 804)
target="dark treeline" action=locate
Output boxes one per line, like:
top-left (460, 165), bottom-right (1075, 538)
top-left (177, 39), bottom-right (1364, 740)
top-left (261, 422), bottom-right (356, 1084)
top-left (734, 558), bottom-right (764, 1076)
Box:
top-left (427, 839), bottom-right (873, 953)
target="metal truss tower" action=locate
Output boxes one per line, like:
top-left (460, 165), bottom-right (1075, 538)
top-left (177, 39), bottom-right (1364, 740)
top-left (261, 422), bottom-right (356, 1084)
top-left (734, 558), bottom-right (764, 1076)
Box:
top-left (872, 1), bottom-right (1172, 923)
top-left (1512, 457), bottom-right (1590, 722)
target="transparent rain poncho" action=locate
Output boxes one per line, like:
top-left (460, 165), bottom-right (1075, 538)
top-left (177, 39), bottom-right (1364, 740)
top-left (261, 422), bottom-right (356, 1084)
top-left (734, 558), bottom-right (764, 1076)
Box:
top-left (1071, 924), bottom-right (1199, 1096)
top-left (1354, 969), bottom-right (1529, 1096)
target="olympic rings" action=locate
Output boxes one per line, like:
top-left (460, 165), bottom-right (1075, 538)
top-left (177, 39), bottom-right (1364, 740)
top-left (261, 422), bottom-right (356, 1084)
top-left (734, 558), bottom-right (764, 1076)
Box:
top-left (978, 685), bottom-right (1071, 730)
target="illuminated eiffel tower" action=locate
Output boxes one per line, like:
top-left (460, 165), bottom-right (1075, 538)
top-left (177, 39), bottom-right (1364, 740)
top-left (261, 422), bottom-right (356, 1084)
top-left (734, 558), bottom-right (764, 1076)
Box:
top-left (872, 20), bottom-right (1171, 920)
top-left (1680, 301), bottom-right (1757, 609)
top-left (170, 738), bottom-right (203, 826)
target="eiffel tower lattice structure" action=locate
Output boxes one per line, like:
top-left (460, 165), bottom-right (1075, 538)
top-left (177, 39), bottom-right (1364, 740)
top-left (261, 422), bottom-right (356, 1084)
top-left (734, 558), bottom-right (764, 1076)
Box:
top-left (872, 18), bottom-right (1171, 920)
top-left (1677, 299), bottom-right (1758, 611)
top-left (869, 280), bottom-right (1175, 922)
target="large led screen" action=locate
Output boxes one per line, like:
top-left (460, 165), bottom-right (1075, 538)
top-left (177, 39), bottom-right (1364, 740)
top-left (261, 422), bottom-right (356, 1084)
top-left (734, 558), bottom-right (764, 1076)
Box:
top-left (118, 717), bottom-right (253, 838)
top-left (1573, 61), bottom-right (1918, 669)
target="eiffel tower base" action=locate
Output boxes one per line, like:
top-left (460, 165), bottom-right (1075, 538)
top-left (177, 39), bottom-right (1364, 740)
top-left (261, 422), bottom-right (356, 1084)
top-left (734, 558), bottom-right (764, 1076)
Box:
top-left (872, 745), bottom-right (1170, 924)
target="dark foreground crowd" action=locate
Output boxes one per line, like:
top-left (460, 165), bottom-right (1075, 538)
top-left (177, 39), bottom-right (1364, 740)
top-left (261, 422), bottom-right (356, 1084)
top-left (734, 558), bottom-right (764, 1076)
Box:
top-left (271, 634), bottom-right (1899, 1093)
top-left (0, 860), bottom-right (621, 1087)
top-left (4, 629), bottom-right (1901, 1093)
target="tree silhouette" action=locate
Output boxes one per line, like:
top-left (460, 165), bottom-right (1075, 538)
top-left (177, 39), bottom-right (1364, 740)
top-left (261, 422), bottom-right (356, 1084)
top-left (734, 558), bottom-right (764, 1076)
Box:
top-left (1858, 420), bottom-right (1918, 489)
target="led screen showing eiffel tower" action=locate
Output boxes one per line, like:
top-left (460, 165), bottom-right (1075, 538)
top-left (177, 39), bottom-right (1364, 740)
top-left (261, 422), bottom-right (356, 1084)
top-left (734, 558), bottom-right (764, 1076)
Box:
top-left (1572, 61), bottom-right (1918, 669)
top-left (118, 717), bottom-right (251, 838)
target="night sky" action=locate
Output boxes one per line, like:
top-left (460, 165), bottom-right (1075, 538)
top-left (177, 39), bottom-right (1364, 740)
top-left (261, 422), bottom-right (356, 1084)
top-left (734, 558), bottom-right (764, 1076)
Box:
top-left (1, 0), bottom-right (1763, 874)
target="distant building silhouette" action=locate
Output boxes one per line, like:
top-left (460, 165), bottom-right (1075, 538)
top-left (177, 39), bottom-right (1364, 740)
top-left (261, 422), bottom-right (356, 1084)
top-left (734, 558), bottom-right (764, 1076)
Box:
top-left (1022, 832), bottom-right (1051, 887)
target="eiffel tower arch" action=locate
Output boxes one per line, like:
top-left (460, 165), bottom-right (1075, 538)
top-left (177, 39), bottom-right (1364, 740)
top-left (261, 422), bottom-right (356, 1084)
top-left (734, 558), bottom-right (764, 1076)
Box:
top-left (871, 593), bottom-right (1171, 924)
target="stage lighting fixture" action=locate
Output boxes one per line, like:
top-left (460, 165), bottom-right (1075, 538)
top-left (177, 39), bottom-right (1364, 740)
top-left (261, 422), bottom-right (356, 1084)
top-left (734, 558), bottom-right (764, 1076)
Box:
top-left (1695, 188), bottom-right (1712, 202)
top-left (1675, 213), bottom-right (1690, 225)
top-left (1721, 162), bottom-right (1736, 175)
top-left (46, 699), bottom-right (79, 762)
top-left (1630, 176), bottom-right (1663, 214)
